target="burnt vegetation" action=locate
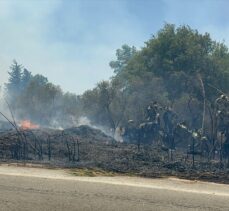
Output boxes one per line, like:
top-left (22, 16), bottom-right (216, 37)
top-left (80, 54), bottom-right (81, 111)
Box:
top-left (1, 24), bottom-right (229, 182)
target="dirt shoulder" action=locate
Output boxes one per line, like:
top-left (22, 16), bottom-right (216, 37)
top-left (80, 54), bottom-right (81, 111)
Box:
top-left (1, 163), bottom-right (229, 197)
top-left (1, 160), bottom-right (229, 185)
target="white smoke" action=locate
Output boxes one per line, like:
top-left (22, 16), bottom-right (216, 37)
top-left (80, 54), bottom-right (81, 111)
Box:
top-left (77, 116), bottom-right (122, 141)
top-left (77, 116), bottom-right (92, 126)
top-left (0, 86), bottom-right (5, 121)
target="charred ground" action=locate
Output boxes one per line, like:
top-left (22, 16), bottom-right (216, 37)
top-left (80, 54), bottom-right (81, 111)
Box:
top-left (0, 125), bottom-right (229, 184)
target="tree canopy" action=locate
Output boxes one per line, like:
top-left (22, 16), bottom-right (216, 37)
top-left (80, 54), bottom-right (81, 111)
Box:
top-left (81, 24), bottom-right (229, 132)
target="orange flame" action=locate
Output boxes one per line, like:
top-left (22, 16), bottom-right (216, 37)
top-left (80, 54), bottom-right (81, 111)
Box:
top-left (20, 120), bottom-right (39, 130)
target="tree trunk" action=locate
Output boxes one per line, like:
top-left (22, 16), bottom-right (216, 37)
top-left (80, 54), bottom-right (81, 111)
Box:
top-left (197, 74), bottom-right (206, 136)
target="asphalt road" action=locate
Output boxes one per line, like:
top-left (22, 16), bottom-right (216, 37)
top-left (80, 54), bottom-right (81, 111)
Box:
top-left (0, 165), bottom-right (229, 211)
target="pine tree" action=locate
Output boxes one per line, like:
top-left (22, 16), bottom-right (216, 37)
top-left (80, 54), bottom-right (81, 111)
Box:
top-left (5, 60), bottom-right (23, 98)
top-left (21, 68), bottom-right (32, 90)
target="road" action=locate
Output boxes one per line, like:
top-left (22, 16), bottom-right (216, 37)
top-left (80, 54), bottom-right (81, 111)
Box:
top-left (0, 165), bottom-right (229, 210)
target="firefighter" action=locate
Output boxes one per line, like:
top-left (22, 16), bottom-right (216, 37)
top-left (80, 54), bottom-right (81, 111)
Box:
top-left (215, 94), bottom-right (229, 134)
top-left (146, 101), bottom-right (161, 125)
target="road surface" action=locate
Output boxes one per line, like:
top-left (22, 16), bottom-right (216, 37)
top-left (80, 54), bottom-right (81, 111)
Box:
top-left (0, 164), bottom-right (229, 211)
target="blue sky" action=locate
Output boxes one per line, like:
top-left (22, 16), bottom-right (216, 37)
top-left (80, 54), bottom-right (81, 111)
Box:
top-left (0, 0), bottom-right (229, 94)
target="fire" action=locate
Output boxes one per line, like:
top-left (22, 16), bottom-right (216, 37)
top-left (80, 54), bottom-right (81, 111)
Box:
top-left (20, 120), bottom-right (39, 130)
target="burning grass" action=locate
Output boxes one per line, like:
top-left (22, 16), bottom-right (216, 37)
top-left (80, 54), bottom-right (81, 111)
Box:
top-left (20, 120), bottom-right (39, 130)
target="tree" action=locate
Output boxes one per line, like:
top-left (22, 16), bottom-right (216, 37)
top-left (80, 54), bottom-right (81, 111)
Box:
top-left (32, 74), bottom-right (48, 86)
top-left (81, 80), bottom-right (129, 135)
top-left (109, 44), bottom-right (137, 75)
top-left (5, 60), bottom-right (23, 99)
top-left (108, 24), bottom-right (229, 130)
top-left (21, 68), bottom-right (32, 90)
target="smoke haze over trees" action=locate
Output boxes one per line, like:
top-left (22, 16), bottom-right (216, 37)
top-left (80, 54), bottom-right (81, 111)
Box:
top-left (2, 24), bottom-right (229, 133)
top-left (4, 60), bottom-right (82, 128)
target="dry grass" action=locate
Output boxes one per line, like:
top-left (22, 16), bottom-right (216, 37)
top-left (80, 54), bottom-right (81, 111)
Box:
top-left (69, 168), bottom-right (120, 177)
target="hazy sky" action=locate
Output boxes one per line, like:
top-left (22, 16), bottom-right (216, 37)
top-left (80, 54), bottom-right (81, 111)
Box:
top-left (0, 0), bottom-right (229, 94)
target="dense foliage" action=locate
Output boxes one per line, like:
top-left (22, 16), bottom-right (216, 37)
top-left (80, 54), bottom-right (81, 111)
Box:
top-left (81, 24), bottom-right (229, 134)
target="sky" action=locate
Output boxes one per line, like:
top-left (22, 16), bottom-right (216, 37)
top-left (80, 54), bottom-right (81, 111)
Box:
top-left (0, 0), bottom-right (229, 94)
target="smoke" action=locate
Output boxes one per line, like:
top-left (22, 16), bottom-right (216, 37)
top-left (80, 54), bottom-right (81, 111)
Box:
top-left (0, 87), bottom-right (7, 121)
top-left (45, 115), bottom-right (119, 140)
top-left (1, 83), bottom-right (119, 141)
top-left (0, 87), bottom-right (14, 130)
top-left (0, 86), bottom-right (3, 107)
top-left (0, 87), bottom-right (120, 140)
top-left (77, 116), bottom-right (92, 126)
top-left (76, 116), bottom-right (122, 141)
top-left (77, 116), bottom-right (109, 133)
